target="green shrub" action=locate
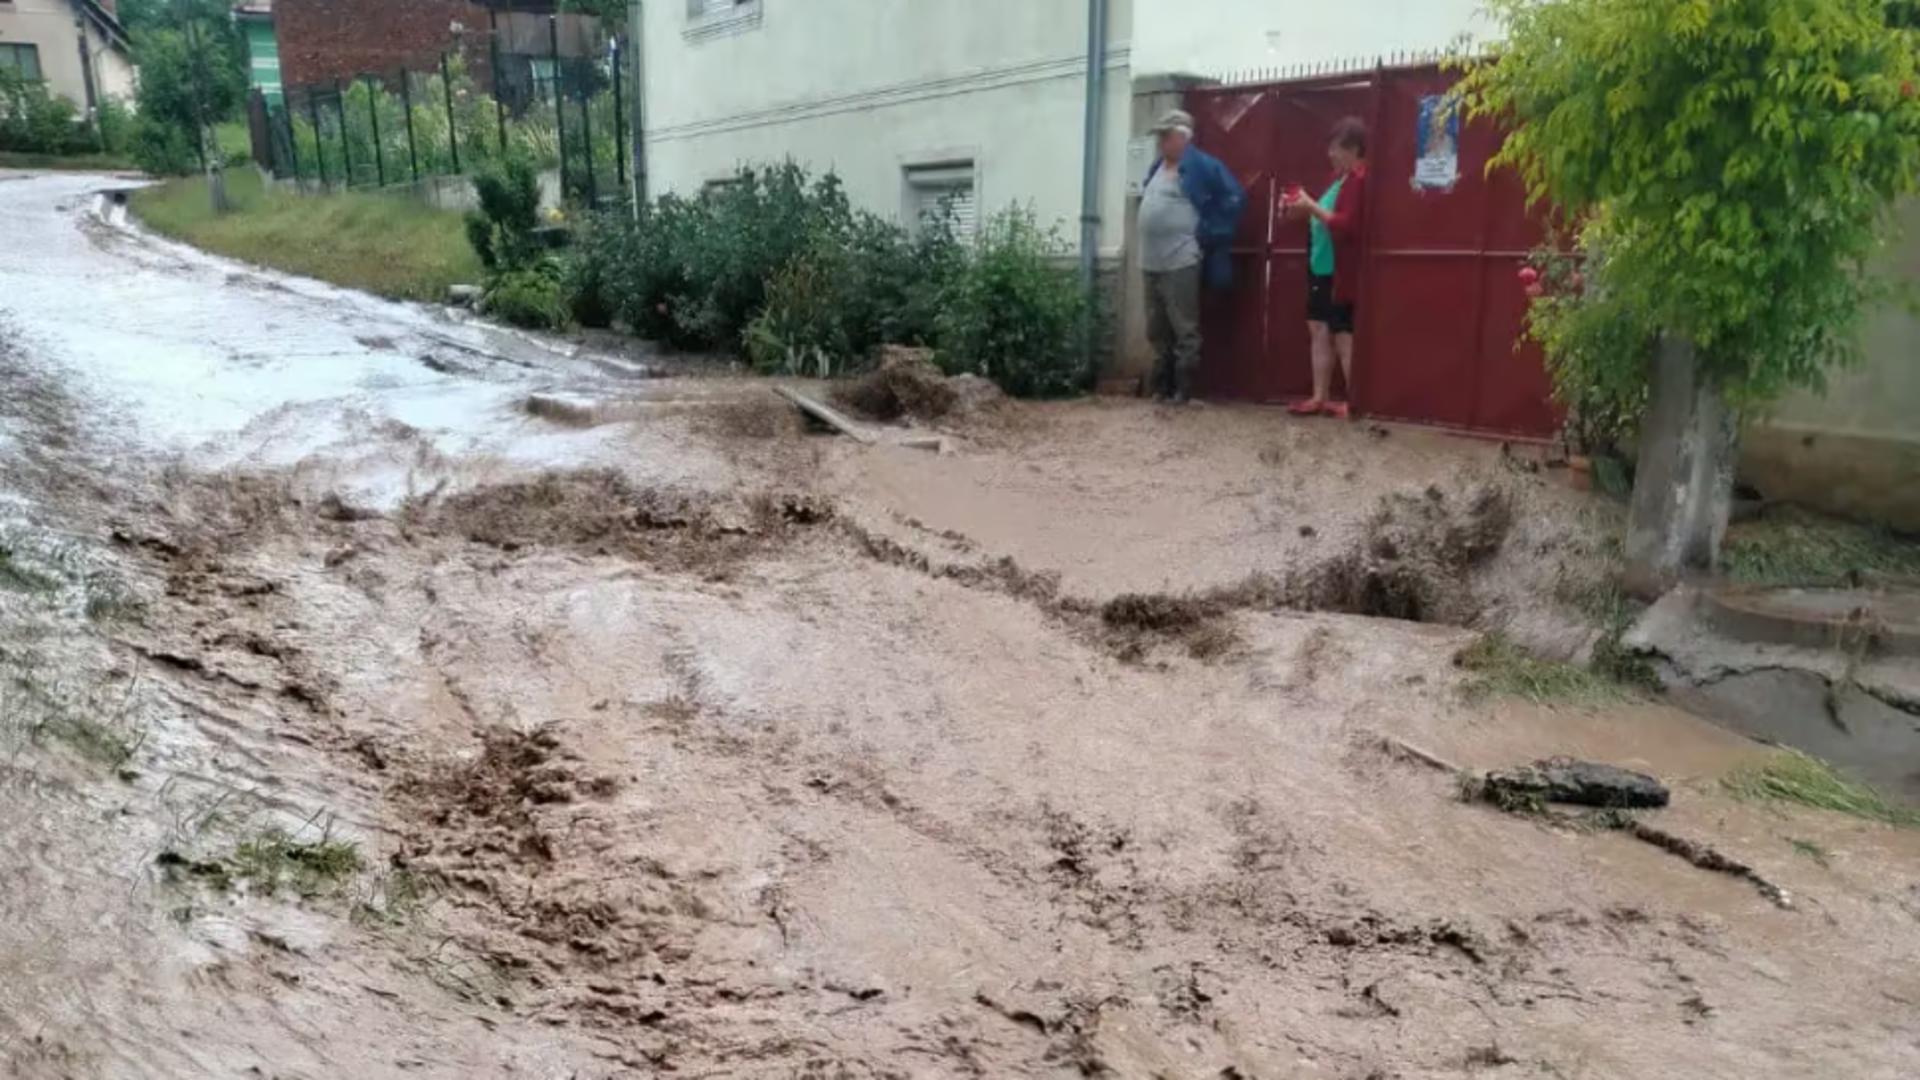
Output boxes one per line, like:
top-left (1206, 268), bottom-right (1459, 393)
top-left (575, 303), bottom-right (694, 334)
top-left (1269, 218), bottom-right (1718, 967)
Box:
top-left (745, 252), bottom-right (851, 376)
top-left (466, 154), bottom-right (543, 271)
top-left (0, 70), bottom-right (89, 155)
top-left (934, 208), bottom-right (1087, 398)
top-left (562, 162), bottom-right (1087, 399)
top-left (131, 115), bottom-right (200, 175)
top-left (485, 261), bottom-right (569, 329)
top-left (95, 98), bottom-right (135, 155)
top-left (563, 211), bottom-right (626, 328)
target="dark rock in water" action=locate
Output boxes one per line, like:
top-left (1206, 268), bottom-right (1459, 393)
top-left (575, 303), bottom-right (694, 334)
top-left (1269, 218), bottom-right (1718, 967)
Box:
top-left (1482, 757), bottom-right (1670, 809)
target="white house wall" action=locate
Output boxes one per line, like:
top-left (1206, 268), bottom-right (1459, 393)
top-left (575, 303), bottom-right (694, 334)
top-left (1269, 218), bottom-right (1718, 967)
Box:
top-left (1132, 0), bottom-right (1492, 76)
top-left (0, 0), bottom-right (132, 110)
top-left (641, 0), bottom-right (1136, 258)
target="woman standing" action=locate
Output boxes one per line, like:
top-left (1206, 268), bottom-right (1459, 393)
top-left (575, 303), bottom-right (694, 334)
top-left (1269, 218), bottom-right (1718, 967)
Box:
top-left (1284, 117), bottom-right (1369, 419)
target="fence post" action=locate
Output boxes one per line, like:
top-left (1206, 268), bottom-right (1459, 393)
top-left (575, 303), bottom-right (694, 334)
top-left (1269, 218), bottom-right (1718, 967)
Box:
top-left (283, 107), bottom-right (301, 184)
top-left (335, 79), bottom-right (353, 186)
top-left (442, 51), bottom-right (461, 173)
top-left (367, 77), bottom-right (384, 186)
top-left (489, 5), bottom-right (508, 156)
top-left (308, 90), bottom-right (328, 187)
top-left (578, 76), bottom-right (597, 208)
top-left (550, 15), bottom-right (567, 203)
top-left (400, 69), bottom-right (419, 182)
top-left (612, 36), bottom-right (627, 194)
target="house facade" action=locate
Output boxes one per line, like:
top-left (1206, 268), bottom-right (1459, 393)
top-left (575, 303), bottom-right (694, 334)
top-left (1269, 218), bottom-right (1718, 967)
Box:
top-left (0, 0), bottom-right (134, 113)
top-left (637, 0), bottom-right (1136, 258)
top-left (233, 1), bottom-right (281, 106)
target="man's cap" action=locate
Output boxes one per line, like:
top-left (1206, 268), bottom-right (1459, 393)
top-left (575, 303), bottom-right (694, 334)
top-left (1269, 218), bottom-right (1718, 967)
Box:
top-left (1149, 109), bottom-right (1195, 135)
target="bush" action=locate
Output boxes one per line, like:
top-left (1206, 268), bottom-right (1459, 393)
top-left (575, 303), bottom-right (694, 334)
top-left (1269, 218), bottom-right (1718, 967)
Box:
top-left (95, 98), bottom-right (134, 156)
top-left (466, 154), bottom-right (543, 271)
top-left (934, 208), bottom-right (1087, 398)
top-left (131, 115), bottom-right (199, 175)
top-left (560, 162), bottom-right (1088, 399)
top-left (485, 262), bottom-right (569, 329)
top-left (0, 70), bottom-right (89, 155)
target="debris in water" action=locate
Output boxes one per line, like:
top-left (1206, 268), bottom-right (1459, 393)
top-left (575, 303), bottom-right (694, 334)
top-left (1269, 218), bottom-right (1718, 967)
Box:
top-left (1481, 757), bottom-right (1671, 810)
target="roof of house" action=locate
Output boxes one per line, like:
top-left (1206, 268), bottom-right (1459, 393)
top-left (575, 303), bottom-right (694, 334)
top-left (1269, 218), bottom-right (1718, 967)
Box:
top-left (76, 0), bottom-right (132, 54)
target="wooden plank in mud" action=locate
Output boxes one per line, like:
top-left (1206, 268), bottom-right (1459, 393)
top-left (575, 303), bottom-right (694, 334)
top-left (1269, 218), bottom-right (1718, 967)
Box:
top-left (774, 386), bottom-right (875, 444)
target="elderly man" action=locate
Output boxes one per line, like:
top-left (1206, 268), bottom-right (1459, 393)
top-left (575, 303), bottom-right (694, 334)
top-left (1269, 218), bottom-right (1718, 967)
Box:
top-left (1138, 109), bottom-right (1247, 403)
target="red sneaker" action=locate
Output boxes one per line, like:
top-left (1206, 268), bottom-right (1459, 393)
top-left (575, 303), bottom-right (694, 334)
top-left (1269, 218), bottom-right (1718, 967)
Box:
top-left (1326, 401), bottom-right (1352, 420)
top-left (1287, 399), bottom-right (1324, 416)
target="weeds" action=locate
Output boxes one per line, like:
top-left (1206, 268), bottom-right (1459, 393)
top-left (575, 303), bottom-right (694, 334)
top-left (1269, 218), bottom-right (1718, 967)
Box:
top-left (350, 868), bottom-right (434, 927)
top-left (1723, 750), bottom-right (1920, 827)
top-left (1787, 837), bottom-right (1832, 866)
top-left (228, 827), bottom-right (364, 896)
top-left (1722, 508), bottom-right (1920, 586)
top-left (1455, 633), bottom-right (1626, 705)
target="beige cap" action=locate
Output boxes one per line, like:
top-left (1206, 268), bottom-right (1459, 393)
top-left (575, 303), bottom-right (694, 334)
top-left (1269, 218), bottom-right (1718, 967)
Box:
top-left (1149, 108), bottom-right (1195, 135)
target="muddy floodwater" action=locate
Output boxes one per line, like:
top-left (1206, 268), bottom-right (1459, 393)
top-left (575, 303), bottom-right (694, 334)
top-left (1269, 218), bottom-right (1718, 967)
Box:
top-left (3, 170), bottom-right (1919, 1079)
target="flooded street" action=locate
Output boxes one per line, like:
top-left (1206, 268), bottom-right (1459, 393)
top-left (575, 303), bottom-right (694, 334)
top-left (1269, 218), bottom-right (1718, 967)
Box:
top-left (4, 169), bottom-right (1920, 1079)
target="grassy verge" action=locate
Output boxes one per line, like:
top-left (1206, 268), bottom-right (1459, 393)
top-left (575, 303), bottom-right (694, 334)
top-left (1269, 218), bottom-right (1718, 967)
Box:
top-left (130, 167), bottom-right (482, 302)
top-left (1723, 507), bottom-right (1920, 586)
top-left (1724, 750), bottom-right (1920, 827)
top-left (1456, 633), bottom-right (1630, 705)
top-left (0, 150), bottom-right (139, 172)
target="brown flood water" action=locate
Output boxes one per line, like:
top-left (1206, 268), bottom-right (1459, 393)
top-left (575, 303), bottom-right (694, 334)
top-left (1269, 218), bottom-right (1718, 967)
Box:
top-left (2, 174), bottom-right (1918, 1079)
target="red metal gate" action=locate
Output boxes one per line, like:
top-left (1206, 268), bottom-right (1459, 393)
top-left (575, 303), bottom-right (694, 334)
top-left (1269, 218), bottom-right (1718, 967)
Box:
top-left (1187, 65), bottom-right (1559, 438)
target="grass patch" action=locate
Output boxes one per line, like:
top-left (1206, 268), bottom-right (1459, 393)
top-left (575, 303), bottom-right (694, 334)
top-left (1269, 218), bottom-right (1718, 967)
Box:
top-left (1455, 633), bottom-right (1626, 705)
top-left (1723, 750), bottom-right (1920, 827)
top-left (130, 168), bottom-right (482, 301)
top-left (0, 150), bottom-right (139, 172)
top-left (1722, 508), bottom-right (1920, 586)
top-left (227, 827), bottom-right (364, 897)
top-left (1787, 837), bottom-right (1832, 867)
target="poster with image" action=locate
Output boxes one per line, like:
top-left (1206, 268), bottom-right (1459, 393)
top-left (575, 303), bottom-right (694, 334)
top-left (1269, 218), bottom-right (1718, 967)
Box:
top-left (1413, 94), bottom-right (1461, 192)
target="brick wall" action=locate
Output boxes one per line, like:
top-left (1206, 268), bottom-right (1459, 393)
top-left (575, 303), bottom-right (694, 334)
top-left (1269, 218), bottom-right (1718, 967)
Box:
top-left (275, 0), bottom-right (494, 90)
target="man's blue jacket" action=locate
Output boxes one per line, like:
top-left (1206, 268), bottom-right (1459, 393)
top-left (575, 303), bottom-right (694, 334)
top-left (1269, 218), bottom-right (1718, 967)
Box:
top-left (1143, 145), bottom-right (1248, 288)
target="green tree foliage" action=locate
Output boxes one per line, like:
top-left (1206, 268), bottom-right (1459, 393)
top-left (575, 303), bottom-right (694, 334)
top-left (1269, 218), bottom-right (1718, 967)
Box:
top-left (1460, 0), bottom-right (1920, 414)
top-left (565, 163), bottom-right (1087, 396)
top-left (0, 69), bottom-right (89, 154)
top-left (127, 2), bottom-right (248, 175)
top-left (933, 208), bottom-right (1088, 398)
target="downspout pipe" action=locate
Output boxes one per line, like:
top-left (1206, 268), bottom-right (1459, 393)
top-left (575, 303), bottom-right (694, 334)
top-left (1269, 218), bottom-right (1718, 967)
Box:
top-left (1077, 0), bottom-right (1109, 380)
top-left (629, 0), bottom-right (648, 213)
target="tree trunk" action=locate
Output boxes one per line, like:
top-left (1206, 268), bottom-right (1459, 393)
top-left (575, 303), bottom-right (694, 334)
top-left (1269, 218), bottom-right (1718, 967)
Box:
top-left (1623, 333), bottom-right (1738, 598)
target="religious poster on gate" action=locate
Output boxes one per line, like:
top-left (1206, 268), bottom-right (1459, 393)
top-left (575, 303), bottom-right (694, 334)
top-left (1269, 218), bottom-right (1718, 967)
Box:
top-left (1413, 93), bottom-right (1461, 193)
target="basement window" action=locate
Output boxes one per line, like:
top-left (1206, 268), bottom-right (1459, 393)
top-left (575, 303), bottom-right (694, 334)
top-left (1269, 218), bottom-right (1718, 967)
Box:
top-left (905, 162), bottom-right (978, 241)
top-left (685, 0), bottom-right (762, 41)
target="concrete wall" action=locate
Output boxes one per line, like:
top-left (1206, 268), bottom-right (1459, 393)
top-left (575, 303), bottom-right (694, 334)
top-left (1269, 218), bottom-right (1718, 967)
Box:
top-left (1741, 200), bottom-right (1920, 532)
top-left (640, 0), bottom-right (1135, 259)
top-left (0, 0), bottom-right (133, 109)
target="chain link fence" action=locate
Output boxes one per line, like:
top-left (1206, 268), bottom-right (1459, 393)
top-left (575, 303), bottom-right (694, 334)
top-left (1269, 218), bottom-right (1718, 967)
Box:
top-left (248, 13), bottom-right (628, 207)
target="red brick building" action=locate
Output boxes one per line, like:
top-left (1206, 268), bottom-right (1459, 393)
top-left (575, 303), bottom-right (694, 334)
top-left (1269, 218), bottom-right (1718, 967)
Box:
top-left (273, 0), bottom-right (499, 89)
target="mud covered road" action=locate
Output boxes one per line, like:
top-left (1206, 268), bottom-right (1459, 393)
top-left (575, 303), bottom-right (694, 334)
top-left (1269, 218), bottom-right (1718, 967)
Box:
top-left (4, 170), bottom-right (1920, 1079)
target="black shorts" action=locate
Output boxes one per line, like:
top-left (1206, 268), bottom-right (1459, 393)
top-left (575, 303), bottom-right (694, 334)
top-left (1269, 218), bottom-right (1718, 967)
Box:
top-left (1307, 274), bottom-right (1355, 334)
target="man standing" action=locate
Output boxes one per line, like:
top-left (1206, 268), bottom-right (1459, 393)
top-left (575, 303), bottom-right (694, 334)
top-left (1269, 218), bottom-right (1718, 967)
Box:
top-left (1138, 109), bottom-right (1247, 402)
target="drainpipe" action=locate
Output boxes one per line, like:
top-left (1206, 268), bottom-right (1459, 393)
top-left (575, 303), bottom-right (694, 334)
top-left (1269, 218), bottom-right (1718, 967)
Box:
top-left (1078, 0), bottom-right (1109, 380)
top-left (73, 15), bottom-right (100, 138)
top-left (629, 0), bottom-right (648, 212)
